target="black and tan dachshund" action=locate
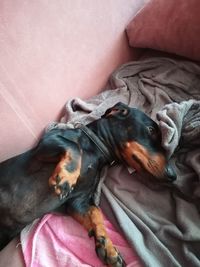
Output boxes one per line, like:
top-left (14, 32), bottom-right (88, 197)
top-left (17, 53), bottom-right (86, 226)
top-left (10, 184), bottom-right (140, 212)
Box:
top-left (0, 102), bottom-right (176, 266)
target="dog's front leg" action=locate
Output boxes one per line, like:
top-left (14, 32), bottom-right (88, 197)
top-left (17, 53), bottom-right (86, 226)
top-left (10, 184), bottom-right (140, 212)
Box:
top-left (73, 206), bottom-right (126, 267)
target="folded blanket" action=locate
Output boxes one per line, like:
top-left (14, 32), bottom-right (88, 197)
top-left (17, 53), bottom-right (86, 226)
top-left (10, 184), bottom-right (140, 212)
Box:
top-left (22, 57), bottom-right (200, 267)
top-left (21, 214), bottom-right (141, 267)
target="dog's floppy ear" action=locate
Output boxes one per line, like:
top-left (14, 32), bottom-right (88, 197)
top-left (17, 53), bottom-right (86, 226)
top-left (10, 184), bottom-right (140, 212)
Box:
top-left (102, 102), bottom-right (129, 118)
top-left (102, 107), bottom-right (118, 117)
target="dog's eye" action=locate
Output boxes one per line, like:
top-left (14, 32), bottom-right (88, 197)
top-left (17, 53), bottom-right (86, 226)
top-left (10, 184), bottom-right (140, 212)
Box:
top-left (147, 126), bottom-right (156, 136)
top-left (121, 109), bottom-right (129, 116)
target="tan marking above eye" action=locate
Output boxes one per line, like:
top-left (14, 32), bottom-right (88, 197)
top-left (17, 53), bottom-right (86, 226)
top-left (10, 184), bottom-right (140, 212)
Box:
top-left (121, 141), bottom-right (166, 178)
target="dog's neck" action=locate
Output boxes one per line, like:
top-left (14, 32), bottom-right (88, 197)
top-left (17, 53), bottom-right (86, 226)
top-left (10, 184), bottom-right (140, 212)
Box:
top-left (86, 119), bottom-right (123, 164)
top-left (76, 123), bottom-right (115, 165)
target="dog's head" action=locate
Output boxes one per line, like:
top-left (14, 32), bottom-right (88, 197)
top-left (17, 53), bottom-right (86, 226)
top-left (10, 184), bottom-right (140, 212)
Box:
top-left (102, 102), bottom-right (176, 182)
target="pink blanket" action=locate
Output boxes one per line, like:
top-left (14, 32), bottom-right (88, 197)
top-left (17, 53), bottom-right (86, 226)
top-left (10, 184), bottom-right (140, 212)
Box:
top-left (21, 214), bottom-right (142, 267)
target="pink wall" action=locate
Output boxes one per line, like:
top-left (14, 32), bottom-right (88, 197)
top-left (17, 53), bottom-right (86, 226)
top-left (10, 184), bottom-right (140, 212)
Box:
top-left (0, 0), bottom-right (147, 161)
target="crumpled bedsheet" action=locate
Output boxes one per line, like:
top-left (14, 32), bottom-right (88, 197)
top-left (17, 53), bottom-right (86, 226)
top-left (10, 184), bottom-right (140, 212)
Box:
top-left (21, 214), bottom-right (140, 267)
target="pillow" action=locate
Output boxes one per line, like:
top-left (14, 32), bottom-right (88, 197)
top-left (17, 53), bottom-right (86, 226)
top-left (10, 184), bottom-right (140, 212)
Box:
top-left (126, 0), bottom-right (200, 61)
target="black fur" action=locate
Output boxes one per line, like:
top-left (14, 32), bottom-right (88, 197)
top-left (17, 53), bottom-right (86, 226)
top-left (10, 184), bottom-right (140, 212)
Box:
top-left (0, 102), bottom-right (176, 250)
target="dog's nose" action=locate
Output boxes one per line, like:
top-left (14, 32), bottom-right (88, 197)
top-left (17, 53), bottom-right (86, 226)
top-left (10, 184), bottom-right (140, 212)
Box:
top-left (165, 164), bottom-right (177, 182)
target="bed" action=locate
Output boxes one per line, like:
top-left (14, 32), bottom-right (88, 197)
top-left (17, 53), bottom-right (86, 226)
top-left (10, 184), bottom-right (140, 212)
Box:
top-left (0, 1), bottom-right (200, 267)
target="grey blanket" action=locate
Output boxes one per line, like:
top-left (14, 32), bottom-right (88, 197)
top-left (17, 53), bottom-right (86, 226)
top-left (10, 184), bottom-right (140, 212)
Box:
top-left (48, 57), bottom-right (200, 267)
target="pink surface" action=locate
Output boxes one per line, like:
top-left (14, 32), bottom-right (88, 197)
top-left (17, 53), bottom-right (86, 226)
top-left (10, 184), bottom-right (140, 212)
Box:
top-left (127, 0), bottom-right (200, 61)
top-left (21, 214), bottom-right (142, 267)
top-left (0, 0), bottom-right (147, 161)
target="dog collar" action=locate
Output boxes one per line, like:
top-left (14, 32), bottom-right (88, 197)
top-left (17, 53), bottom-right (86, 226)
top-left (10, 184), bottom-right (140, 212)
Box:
top-left (75, 123), bottom-right (115, 166)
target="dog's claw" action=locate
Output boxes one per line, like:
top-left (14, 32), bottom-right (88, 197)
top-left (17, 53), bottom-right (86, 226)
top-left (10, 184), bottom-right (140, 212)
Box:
top-left (58, 184), bottom-right (70, 200)
top-left (50, 175), bottom-right (71, 200)
top-left (88, 229), bottom-right (95, 237)
top-left (59, 193), bottom-right (64, 200)
top-left (95, 236), bottom-right (126, 267)
top-left (56, 175), bottom-right (61, 183)
top-left (62, 188), bottom-right (72, 199)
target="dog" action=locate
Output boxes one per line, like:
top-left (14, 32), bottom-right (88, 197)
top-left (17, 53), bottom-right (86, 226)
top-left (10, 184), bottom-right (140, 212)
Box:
top-left (0, 102), bottom-right (176, 266)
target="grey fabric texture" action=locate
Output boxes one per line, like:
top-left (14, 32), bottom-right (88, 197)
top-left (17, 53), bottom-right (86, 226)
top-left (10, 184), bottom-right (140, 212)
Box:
top-left (48, 57), bottom-right (200, 267)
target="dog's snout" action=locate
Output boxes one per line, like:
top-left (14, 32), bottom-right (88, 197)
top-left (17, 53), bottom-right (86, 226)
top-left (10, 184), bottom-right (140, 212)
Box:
top-left (164, 164), bottom-right (177, 182)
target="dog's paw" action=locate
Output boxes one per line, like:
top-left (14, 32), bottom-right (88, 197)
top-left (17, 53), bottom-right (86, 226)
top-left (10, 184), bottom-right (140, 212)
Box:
top-left (49, 151), bottom-right (81, 200)
top-left (95, 236), bottom-right (126, 267)
top-left (49, 173), bottom-right (73, 200)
